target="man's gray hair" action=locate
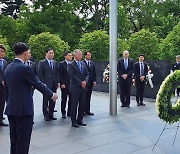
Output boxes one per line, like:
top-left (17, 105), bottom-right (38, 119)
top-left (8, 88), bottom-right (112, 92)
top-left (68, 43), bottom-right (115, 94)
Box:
top-left (73, 49), bottom-right (81, 55)
top-left (176, 55), bottom-right (180, 58)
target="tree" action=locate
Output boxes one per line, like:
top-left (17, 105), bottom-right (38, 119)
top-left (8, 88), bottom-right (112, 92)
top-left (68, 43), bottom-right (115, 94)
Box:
top-left (128, 29), bottom-right (160, 60)
top-left (78, 30), bottom-right (128, 61)
top-left (160, 22), bottom-right (180, 62)
top-left (0, 0), bottom-right (25, 19)
top-left (28, 32), bottom-right (70, 61)
top-left (0, 35), bottom-right (13, 60)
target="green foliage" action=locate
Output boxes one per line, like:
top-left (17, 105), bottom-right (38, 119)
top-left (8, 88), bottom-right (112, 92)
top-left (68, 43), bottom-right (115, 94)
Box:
top-left (78, 30), bottom-right (128, 61)
top-left (128, 29), bottom-right (160, 60)
top-left (160, 22), bottom-right (180, 62)
top-left (0, 35), bottom-right (13, 60)
top-left (28, 32), bottom-right (70, 61)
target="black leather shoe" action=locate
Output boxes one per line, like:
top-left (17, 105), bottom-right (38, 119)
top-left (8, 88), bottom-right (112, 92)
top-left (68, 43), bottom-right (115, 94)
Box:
top-left (44, 116), bottom-right (50, 121)
top-left (0, 121), bottom-right (8, 126)
top-left (77, 122), bottom-right (87, 126)
top-left (126, 105), bottom-right (130, 108)
top-left (86, 112), bottom-right (94, 116)
top-left (54, 110), bottom-right (57, 112)
top-left (49, 116), bottom-right (57, 120)
top-left (140, 103), bottom-right (145, 106)
top-left (62, 115), bottom-right (66, 119)
top-left (137, 103), bottom-right (140, 106)
top-left (72, 123), bottom-right (79, 128)
top-left (121, 105), bottom-right (126, 107)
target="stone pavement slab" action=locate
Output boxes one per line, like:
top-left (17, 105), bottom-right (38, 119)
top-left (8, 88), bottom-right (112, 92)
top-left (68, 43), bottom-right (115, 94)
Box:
top-left (0, 90), bottom-right (180, 154)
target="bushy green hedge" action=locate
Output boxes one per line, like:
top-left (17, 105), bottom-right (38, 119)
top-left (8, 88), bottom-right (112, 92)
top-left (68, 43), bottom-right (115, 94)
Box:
top-left (78, 30), bottom-right (128, 61)
top-left (160, 22), bottom-right (180, 62)
top-left (0, 35), bottom-right (13, 60)
top-left (128, 29), bottom-right (160, 61)
top-left (28, 32), bottom-right (70, 61)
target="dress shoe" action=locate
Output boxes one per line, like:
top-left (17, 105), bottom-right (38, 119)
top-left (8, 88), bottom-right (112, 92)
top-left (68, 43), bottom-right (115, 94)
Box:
top-left (86, 112), bottom-right (94, 116)
top-left (137, 103), bottom-right (140, 106)
top-left (62, 114), bottom-right (66, 119)
top-left (49, 116), bottom-right (57, 120)
top-left (54, 110), bottom-right (57, 112)
top-left (121, 105), bottom-right (126, 107)
top-left (126, 105), bottom-right (130, 108)
top-left (140, 103), bottom-right (145, 106)
top-left (72, 123), bottom-right (79, 128)
top-left (44, 116), bottom-right (50, 121)
top-left (77, 122), bottom-right (87, 126)
top-left (0, 121), bottom-right (8, 126)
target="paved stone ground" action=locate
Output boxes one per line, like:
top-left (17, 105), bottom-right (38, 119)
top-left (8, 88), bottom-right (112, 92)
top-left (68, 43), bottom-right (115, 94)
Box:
top-left (0, 90), bottom-right (180, 154)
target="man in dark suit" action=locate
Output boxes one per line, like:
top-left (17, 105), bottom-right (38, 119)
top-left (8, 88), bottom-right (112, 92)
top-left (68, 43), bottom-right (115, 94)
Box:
top-left (25, 55), bottom-right (37, 95)
top-left (4, 42), bottom-right (58, 154)
top-left (171, 55), bottom-right (180, 96)
top-left (0, 44), bottom-right (8, 126)
top-left (38, 48), bottom-right (60, 121)
top-left (117, 50), bottom-right (134, 108)
top-left (67, 49), bottom-right (89, 127)
top-left (83, 51), bottom-right (96, 116)
top-left (59, 51), bottom-right (73, 119)
top-left (134, 54), bottom-right (148, 106)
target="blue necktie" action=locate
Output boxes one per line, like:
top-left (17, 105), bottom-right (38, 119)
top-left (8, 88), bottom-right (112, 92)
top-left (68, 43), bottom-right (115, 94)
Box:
top-left (49, 61), bottom-right (53, 69)
top-left (77, 61), bottom-right (82, 73)
top-left (124, 59), bottom-right (128, 69)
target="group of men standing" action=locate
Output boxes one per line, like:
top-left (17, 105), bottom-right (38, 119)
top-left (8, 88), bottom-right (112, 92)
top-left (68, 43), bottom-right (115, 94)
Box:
top-left (118, 50), bottom-right (148, 107)
top-left (0, 43), bottom-right (97, 153)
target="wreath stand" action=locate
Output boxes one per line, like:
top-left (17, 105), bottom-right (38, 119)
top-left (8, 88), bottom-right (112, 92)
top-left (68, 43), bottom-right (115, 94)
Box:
top-left (153, 96), bottom-right (180, 151)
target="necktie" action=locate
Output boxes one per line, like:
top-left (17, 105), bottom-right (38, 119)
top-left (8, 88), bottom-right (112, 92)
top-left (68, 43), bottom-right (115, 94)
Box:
top-left (0, 60), bottom-right (3, 71)
top-left (140, 62), bottom-right (144, 76)
top-left (77, 61), bottom-right (82, 72)
top-left (88, 61), bottom-right (90, 66)
top-left (124, 59), bottom-right (128, 69)
top-left (50, 61), bottom-right (53, 69)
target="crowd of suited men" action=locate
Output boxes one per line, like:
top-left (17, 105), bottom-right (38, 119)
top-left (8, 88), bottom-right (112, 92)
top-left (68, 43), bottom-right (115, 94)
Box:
top-left (0, 43), bottom-right (180, 154)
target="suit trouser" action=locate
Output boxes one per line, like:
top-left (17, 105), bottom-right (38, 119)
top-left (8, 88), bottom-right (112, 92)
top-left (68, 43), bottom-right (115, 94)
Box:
top-left (70, 90), bottom-right (86, 124)
top-left (8, 115), bottom-right (33, 154)
top-left (0, 85), bottom-right (5, 120)
top-left (119, 79), bottom-right (131, 106)
top-left (61, 87), bottom-right (71, 116)
top-left (135, 80), bottom-right (145, 104)
top-left (85, 85), bottom-right (93, 113)
top-left (43, 84), bottom-right (56, 117)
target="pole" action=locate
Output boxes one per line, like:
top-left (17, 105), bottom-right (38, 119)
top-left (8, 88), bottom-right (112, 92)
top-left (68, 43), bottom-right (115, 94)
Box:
top-left (109, 0), bottom-right (117, 115)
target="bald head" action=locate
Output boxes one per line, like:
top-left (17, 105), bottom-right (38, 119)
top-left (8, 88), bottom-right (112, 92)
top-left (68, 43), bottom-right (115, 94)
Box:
top-left (123, 50), bottom-right (129, 59)
top-left (73, 49), bottom-right (82, 61)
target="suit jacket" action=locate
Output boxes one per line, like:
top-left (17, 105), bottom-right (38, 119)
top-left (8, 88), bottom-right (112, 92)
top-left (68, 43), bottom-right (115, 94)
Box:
top-left (134, 62), bottom-right (148, 81)
top-left (0, 59), bottom-right (8, 83)
top-left (117, 58), bottom-right (134, 81)
top-left (67, 60), bottom-right (89, 92)
top-left (82, 60), bottom-right (96, 86)
top-left (4, 59), bottom-right (53, 116)
top-left (59, 60), bottom-right (70, 88)
top-left (38, 59), bottom-right (59, 89)
top-left (171, 63), bottom-right (180, 72)
top-left (30, 61), bottom-right (37, 76)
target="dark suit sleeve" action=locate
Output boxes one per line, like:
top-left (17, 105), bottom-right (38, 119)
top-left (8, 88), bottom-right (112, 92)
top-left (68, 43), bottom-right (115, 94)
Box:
top-left (38, 61), bottom-right (44, 83)
top-left (24, 66), bottom-right (53, 99)
top-left (84, 65), bottom-right (89, 83)
top-left (59, 62), bottom-right (65, 85)
top-left (117, 60), bottom-right (123, 77)
top-left (93, 64), bottom-right (96, 82)
top-left (67, 63), bottom-right (82, 86)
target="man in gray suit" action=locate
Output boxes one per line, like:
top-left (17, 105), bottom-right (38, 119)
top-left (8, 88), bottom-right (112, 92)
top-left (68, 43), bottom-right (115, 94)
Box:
top-left (0, 44), bottom-right (8, 126)
top-left (38, 48), bottom-right (60, 121)
top-left (67, 49), bottom-right (89, 127)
